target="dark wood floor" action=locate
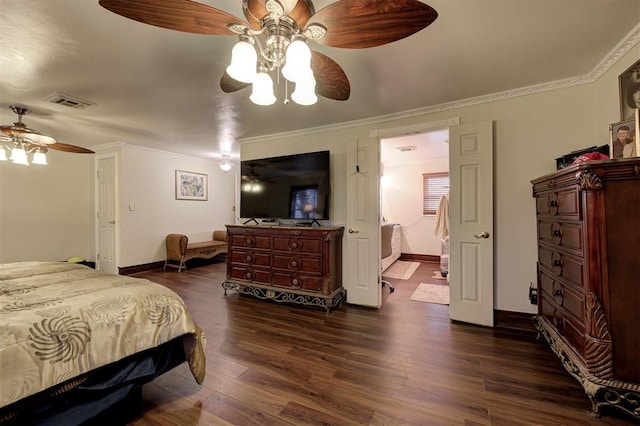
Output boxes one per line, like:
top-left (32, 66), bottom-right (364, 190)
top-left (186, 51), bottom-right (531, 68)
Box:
top-left (126, 261), bottom-right (636, 425)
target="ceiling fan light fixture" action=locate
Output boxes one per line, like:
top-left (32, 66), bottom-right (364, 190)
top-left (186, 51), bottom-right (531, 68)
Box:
top-left (100, 0), bottom-right (438, 105)
top-left (226, 37), bottom-right (257, 83)
top-left (219, 154), bottom-right (233, 172)
top-left (250, 70), bottom-right (276, 106)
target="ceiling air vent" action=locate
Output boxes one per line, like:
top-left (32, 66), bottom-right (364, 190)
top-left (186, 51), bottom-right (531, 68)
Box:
top-left (396, 145), bottom-right (417, 152)
top-left (46, 93), bottom-right (94, 110)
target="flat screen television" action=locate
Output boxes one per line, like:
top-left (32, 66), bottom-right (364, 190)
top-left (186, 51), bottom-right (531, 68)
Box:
top-left (240, 150), bottom-right (330, 221)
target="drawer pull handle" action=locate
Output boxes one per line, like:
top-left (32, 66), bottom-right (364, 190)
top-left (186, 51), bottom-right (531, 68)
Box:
top-left (552, 229), bottom-right (561, 237)
top-left (549, 200), bottom-right (558, 208)
top-left (553, 289), bottom-right (563, 297)
top-left (245, 255), bottom-right (253, 263)
top-left (291, 242), bottom-right (299, 249)
top-left (552, 259), bottom-right (562, 267)
top-left (291, 261), bottom-right (298, 267)
top-left (245, 237), bottom-right (256, 247)
top-left (554, 318), bottom-right (563, 328)
top-left (292, 278), bottom-right (299, 285)
top-left (245, 272), bottom-right (253, 279)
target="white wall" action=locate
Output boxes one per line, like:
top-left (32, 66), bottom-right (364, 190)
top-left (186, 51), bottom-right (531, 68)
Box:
top-left (115, 144), bottom-right (236, 268)
top-left (0, 150), bottom-right (94, 262)
top-left (382, 158), bottom-right (448, 256)
top-left (241, 45), bottom-right (639, 315)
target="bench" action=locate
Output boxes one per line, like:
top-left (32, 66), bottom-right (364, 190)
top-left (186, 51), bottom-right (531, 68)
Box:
top-left (164, 231), bottom-right (227, 272)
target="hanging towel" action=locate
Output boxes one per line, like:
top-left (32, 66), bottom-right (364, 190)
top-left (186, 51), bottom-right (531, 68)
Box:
top-left (434, 193), bottom-right (449, 240)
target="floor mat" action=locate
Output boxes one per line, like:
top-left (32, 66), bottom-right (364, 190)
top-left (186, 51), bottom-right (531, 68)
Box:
top-left (382, 261), bottom-right (420, 280)
top-left (410, 283), bottom-right (450, 305)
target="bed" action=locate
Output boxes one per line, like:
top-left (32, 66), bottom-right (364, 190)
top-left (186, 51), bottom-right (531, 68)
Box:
top-left (0, 261), bottom-right (206, 424)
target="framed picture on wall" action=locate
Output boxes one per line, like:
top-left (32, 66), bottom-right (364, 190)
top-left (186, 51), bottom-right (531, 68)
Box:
top-left (175, 170), bottom-right (208, 201)
top-left (609, 108), bottom-right (639, 159)
top-left (619, 59), bottom-right (640, 121)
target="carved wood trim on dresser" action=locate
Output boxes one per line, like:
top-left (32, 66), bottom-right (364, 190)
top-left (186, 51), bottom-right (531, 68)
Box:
top-left (222, 225), bottom-right (345, 314)
top-left (531, 158), bottom-right (640, 420)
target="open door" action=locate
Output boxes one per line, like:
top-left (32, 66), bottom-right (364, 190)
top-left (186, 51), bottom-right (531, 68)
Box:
top-left (344, 137), bottom-right (381, 307)
top-left (448, 121), bottom-right (494, 326)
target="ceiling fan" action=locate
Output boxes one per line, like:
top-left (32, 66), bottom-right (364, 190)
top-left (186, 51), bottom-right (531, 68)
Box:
top-left (0, 105), bottom-right (94, 165)
top-left (98, 0), bottom-right (438, 104)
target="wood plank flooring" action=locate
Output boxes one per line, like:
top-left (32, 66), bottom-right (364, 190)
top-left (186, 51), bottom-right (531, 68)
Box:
top-left (125, 261), bottom-right (636, 425)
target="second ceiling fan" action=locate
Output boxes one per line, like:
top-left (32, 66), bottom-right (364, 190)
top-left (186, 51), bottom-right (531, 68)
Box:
top-left (98, 0), bottom-right (438, 104)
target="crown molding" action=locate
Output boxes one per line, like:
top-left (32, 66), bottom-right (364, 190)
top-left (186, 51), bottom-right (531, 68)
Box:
top-left (240, 22), bottom-right (640, 144)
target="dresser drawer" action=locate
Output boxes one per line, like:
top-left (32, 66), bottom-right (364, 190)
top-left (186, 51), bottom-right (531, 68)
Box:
top-left (229, 234), bottom-right (271, 250)
top-left (538, 245), bottom-right (584, 288)
top-left (540, 295), bottom-right (585, 356)
top-left (535, 188), bottom-right (580, 218)
top-left (538, 220), bottom-right (583, 254)
top-left (229, 250), bottom-right (271, 267)
top-left (539, 269), bottom-right (584, 323)
top-left (272, 272), bottom-right (323, 292)
top-left (228, 265), bottom-right (270, 283)
top-left (272, 237), bottom-right (322, 253)
top-left (272, 254), bottom-right (321, 274)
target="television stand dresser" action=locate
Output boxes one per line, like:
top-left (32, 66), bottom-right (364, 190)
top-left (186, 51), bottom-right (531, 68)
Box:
top-left (531, 158), bottom-right (639, 420)
top-left (222, 224), bottom-right (345, 314)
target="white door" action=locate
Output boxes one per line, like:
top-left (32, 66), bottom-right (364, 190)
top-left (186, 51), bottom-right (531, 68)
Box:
top-left (448, 121), bottom-right (494, 326)
top-left (96, 156), bottom-right (118, 274)
top-left (345, 137), bottom-right (381, 307)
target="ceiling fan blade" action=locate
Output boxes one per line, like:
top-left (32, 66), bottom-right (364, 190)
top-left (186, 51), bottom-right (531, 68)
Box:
top-left (48, 142), bottom-right (95, 154)
top-left (99, 0), bottom-right (246, 35)
top-left (307, 0), bottom-right (438, 48)
top-left (311, 51), bottom-right (350, 101)
top-left (220, 71), bottom-right (251, 93)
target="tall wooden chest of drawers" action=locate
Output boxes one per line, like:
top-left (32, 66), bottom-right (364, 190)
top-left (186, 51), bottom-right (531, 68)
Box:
top-left (531, 158), bottom-right (640, 420)
top-left (222, 225), bottom-right (345, 313)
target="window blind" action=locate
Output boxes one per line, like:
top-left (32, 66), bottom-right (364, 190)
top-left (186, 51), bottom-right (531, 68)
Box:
top-left (423, 172), bottom-right (449, 215)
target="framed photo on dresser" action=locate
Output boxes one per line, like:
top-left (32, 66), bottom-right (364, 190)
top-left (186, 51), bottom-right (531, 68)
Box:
top-left (609, 108), bottom-right (639, 159)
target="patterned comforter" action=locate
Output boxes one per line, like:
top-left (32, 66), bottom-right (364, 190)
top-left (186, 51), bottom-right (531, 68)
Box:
top-left (0, 261), bottom-right (206, 409)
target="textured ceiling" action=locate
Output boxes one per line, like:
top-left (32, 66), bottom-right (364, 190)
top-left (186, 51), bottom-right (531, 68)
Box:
top-left (1, 0), bottom-right (639, 163)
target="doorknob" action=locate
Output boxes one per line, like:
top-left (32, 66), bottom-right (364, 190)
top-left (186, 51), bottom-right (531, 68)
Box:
top-left (348, 228), bottom-right (359, 234)
top-left (474, 231), bottom-right (490, 239)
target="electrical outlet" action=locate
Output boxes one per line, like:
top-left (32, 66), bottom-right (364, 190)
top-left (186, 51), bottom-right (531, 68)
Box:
top-left (529, 282), bottom-right (538, 305)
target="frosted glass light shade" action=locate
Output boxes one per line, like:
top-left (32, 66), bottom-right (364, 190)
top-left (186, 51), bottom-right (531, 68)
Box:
top-left (32, 151), bottom-right (48, 165)
top-left (0, 148), bottom-right (7, 161)
top-left (291, 76), bottom-right (317, 106)
top-left (226, 40), bottom-right (257, 83)
top-left (250, 72), bottom-right (276, 106)
top-left (282, 39), bottom-right (312, 83)
top-left (10, 147), bottom-right (28, 165)
top-left (219, 157), bottom-right (232, 172)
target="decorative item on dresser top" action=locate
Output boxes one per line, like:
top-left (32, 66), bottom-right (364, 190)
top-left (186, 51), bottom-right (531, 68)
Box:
top-left (223, 225), bottom-right (345, 314)
top-left (531, 157), bottom-right (640, 420)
